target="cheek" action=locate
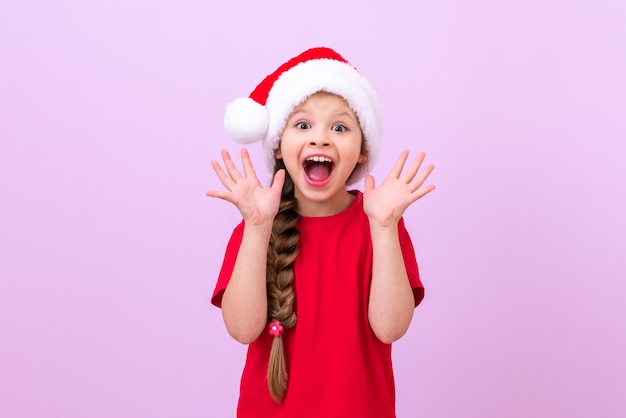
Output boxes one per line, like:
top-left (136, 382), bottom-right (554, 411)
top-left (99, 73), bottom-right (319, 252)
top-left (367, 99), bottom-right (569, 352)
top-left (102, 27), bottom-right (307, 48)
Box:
top-left (345, 135), bottom-right (366, 163)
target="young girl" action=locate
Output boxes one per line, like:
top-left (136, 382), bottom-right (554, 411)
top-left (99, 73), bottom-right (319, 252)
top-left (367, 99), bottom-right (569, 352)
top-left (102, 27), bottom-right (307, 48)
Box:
top-left (207, 47), bottom-right (435, 418)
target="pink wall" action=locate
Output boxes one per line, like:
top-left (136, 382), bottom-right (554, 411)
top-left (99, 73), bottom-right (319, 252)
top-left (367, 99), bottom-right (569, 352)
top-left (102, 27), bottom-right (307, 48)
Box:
top-left (1, 1), bottom-right (624, 417)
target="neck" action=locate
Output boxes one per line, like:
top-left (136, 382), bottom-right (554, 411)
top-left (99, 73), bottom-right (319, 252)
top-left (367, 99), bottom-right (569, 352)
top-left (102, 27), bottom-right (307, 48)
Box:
top-left (294, 189), bottom-right (354, 217)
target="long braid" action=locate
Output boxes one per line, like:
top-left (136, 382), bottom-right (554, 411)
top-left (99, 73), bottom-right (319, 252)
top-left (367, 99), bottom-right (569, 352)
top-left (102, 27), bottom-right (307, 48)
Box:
top-left (266, 160), bottom-right (300, 403)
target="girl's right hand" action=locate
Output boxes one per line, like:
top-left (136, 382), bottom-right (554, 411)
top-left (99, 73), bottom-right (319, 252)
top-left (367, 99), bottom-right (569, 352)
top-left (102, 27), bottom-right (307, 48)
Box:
top-left (206, 148), bottom-right (285, 226)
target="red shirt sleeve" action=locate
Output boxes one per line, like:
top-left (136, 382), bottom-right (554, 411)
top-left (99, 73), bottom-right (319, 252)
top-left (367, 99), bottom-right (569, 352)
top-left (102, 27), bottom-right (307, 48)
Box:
top-left (398, 217), bottom-right (425, 306)
top-left (211, 220), bottom-right (245, 308)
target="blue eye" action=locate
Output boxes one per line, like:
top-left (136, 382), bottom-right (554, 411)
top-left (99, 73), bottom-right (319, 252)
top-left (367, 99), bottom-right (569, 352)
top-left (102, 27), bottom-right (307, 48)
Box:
top-left (332, 124), bottom-right (347, 132)
top-left (296, 121), bottom-right (311, 129)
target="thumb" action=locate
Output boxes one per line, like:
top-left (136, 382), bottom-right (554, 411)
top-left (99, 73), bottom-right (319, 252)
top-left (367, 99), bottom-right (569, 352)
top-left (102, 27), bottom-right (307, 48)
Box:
top-left (364, 174), bottom-right (375, 192)
top-left (271, 169), bottom-right (286, 191)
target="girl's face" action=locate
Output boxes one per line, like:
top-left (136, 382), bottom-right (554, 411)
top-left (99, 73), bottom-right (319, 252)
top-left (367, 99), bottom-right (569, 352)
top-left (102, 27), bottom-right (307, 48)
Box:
top-left (276, 92), bottom-right (367, 216)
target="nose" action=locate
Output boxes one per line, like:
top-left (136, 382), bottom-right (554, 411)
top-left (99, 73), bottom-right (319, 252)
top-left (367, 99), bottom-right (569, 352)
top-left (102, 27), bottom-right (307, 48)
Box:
top-left (309, 130), bottom-right (331, 147)
top-left (309, 140), bottom-right (330, 147)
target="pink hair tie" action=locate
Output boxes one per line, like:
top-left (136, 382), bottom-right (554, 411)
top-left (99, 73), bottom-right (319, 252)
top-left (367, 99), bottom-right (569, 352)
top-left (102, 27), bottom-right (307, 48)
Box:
top-left (268, 321), bottom-right (284, 337)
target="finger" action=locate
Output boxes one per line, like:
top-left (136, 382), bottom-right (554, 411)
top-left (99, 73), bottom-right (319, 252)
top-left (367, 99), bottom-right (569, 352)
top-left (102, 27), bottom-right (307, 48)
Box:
top-left (411, 184), bottom-right (436, 201)
top-left (400, 152), bottom-right (426, 183)
top-left (221, 149), bottom-right (244, 181)
top-left (363, 174), bottom-right (375, 192)
top-left (409, 163), bottom-right (435, 193)
top-left (240, 148), bottom-right (259, 181)
top-left (388, 150), bottom-right (410, 179)
top-left (205, 189), bottom-right (236, 204)
top-left (210, 159), bottom-right (236, 189)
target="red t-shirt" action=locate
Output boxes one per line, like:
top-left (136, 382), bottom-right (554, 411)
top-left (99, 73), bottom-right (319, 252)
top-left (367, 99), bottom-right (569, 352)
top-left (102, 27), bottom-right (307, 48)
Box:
top-left (211, 191), bottom-right (424, 418)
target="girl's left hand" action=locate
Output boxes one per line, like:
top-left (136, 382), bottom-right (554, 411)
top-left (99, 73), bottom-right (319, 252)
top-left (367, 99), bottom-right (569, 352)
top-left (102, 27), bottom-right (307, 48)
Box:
top-left (363, 150), bottom-right (435, 229)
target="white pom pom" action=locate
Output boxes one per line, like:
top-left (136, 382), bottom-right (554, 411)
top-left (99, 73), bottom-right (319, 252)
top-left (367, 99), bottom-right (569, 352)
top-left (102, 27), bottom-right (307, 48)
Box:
top-left (223, 97), bottom-right (269, 144)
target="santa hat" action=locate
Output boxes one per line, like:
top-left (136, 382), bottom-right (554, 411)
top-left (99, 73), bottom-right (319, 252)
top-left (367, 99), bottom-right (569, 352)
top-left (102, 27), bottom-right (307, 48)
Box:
top-left (223, 47), bottom-right (382, 183)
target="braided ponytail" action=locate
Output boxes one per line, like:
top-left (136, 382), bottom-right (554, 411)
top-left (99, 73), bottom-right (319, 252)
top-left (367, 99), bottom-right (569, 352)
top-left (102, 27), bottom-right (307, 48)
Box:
top-left (266, 160), bottom-right (300, 403)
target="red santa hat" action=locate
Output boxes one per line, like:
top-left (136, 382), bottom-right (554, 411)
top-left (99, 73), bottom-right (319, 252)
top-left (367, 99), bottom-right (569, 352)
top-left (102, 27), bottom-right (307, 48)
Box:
top-left (223, 47), bottom-right (382, 183)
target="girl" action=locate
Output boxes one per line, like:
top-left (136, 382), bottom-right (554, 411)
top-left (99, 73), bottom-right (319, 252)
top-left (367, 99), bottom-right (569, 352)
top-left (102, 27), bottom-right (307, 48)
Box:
top-left (207, 47), bottom-right (435, 418)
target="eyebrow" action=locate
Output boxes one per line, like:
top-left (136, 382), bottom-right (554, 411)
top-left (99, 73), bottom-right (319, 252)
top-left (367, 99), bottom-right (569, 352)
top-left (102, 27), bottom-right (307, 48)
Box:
top-left (288, 109), bottom-right (357, 122)
top-left (332, 110), bottom-right (357, 121)
top-left (289, 109), bottom-right (309, 119)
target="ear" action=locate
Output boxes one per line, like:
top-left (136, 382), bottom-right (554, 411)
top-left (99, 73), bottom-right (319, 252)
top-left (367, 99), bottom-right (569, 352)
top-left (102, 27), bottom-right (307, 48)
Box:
top-left (275, 149), bottom-right (283, 159)
top-left (357, 153), bottom-right (368, 164)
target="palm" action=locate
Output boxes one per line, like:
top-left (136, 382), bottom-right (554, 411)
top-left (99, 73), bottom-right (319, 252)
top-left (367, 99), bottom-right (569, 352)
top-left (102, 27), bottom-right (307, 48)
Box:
top-left (206, 149), bottom-right (285, 226)
top-left (363, 151), bottom-right (435, 229)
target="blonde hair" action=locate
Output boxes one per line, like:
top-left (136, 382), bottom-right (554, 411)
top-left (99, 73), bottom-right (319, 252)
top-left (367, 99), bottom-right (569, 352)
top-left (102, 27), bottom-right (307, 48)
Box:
top-left (266, 159), bottom-right (299, 403)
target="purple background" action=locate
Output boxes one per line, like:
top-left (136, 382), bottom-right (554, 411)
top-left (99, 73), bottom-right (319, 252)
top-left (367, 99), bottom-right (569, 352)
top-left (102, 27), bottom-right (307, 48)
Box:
top-left (1, 1), bottom-right (625, 417)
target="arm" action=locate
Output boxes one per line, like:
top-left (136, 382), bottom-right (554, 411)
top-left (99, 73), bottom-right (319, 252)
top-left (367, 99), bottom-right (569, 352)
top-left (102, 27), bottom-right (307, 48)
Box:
top-left (364, 150), bottom-right (435, 344)
top-left (206, 148), bottom-right (285, 344)
top-left (368, 223), bottom-right (416, 343)
top-left (221, 222), bottom-right (272, 343)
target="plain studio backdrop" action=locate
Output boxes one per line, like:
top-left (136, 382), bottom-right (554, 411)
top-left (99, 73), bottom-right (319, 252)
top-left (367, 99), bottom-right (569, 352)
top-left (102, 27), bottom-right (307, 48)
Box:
top-left (1, 1), bottom-right (624, 417)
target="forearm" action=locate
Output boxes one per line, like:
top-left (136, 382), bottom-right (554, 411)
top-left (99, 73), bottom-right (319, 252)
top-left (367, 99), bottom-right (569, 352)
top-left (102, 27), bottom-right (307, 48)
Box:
top-left (222, 222), bottom-right (271, 344)
top-left (368, 223), bottom-right (415, 344)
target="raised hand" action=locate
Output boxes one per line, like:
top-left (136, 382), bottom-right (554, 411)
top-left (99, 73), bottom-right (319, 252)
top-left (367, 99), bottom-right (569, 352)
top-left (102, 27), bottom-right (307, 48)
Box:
top-left (363, 150), bottom-right (435, 229)
top-left (206, 148), bottom-right (285, 226)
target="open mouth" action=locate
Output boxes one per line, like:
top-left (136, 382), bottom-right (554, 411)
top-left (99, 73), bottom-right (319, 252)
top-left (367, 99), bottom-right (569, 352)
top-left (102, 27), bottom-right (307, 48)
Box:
top-left (303, 156), bottom-right (334, 183)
